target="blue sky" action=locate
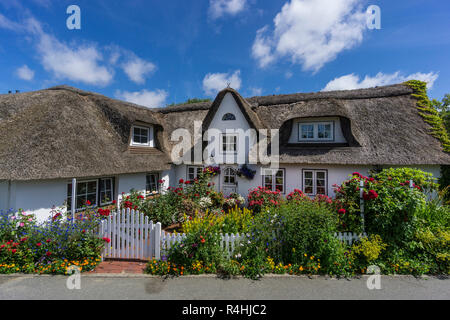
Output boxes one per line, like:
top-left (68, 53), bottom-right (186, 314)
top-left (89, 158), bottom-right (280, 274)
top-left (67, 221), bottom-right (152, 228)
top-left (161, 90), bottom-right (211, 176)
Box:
top-left (0, 0), bottom-right (449, 108)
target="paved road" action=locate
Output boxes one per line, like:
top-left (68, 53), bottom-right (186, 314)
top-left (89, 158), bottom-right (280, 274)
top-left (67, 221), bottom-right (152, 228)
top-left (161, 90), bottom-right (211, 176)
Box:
top-left (0, 275), bottom-right (448, 300)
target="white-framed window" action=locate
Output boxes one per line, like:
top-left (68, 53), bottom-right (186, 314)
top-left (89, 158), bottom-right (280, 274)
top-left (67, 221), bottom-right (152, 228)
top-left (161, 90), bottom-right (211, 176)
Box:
top-left (303, 170), bottom-right (327, 196)
top-left (187, 166), bottom-right (203, 181)
top-left (299, 122), bottom-right (334, 141)
top-left (67, 177), bottom-right (116, 211)
top-left (146, 173), bottom-right (160, 195)
top-left (262, 169), bottom-right (285, 193)
top-left (131, 125), bottom-right (154, 147)
top-left (221, 134), bottom-right (238, 154)
top-left (99, 178), bottom-right (114, 205)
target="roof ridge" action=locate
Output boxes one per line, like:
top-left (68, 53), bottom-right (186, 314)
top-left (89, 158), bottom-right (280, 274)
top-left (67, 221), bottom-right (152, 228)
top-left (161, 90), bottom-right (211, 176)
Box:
top-left (157, 83), bottom-right (413, 113)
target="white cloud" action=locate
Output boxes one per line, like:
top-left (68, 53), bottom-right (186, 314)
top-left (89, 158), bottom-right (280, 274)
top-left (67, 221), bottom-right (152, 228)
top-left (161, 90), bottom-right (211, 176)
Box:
top-left (0, 13), bottom-right (23, 31)
top-left (285, 71), bottom-right (293, 79)
top-left (322, 72), bottom-right (439, 91)
top-left (116, 89), bottom-right (168, 109)
top-left (249, 87), bottom-right (262, 96)
top-left (202, 70), bottom-right (242, 96)
top-left (0, 16), bottom-right (159, 87)
top-left (252, 26), bottom-right (276, 68)
top-left (209, 0), bottom-right (248, 19)
top-left (252, 0), bottom-right (367, 72)
top-left (16, 65), bottom-right (34, 81)
top-left (122, 56), bottom-right (156, 85)
top-left (36, 32), bottom-right (114, 86)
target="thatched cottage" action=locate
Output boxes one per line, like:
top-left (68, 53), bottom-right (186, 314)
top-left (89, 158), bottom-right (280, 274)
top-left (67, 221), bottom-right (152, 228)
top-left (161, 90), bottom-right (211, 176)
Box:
top-left (0, 84), bottom-right (449, 221)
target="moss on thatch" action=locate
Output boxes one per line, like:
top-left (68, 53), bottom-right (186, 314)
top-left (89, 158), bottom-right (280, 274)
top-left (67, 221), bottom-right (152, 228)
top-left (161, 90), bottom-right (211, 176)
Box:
top-left (405, 80), bottom-right (450, 153)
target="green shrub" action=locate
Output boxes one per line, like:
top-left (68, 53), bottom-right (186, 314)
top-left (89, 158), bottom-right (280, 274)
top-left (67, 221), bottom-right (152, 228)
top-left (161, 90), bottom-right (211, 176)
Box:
top-left (375, 167), bottom-right (438, 193)
top-left (166, 226), bottom-right (226, 273)
top-left (121, 173), bottom-right (228, 227)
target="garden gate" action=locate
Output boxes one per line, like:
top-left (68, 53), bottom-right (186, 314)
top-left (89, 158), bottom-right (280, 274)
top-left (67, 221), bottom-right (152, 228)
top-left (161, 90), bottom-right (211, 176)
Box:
top-left (99, 209), bottom-right (162, 260)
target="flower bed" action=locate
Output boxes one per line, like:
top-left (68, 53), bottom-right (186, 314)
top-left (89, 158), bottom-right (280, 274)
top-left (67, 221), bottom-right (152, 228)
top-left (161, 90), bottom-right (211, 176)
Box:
top-left (0, 206), bottom-right (107, 275)
top-left (144, 168), bottom-right (449, 278)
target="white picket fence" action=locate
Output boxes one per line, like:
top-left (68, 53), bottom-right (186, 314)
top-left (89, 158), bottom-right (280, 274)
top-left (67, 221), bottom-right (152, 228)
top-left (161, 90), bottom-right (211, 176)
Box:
top-left (162, 232), bottom-right (245, 258)
top-left (335, 232), bottom-right (367, 245)
top-left (99, 209), bottom-right (366, 260)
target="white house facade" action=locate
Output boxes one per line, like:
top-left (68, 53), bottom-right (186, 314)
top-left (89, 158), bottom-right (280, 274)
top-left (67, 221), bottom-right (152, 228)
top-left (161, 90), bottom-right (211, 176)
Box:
top-left (0, 84), bottom-right (448, 221)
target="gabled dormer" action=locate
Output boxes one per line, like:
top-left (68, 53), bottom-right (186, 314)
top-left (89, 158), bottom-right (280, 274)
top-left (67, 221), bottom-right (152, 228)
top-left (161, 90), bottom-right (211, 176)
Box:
top-left (128, 121), bottom-right (162, 154)
top-left (202, 88), bottom-right (264, 163)
top-left (288, 117), bottom-right (347, 145)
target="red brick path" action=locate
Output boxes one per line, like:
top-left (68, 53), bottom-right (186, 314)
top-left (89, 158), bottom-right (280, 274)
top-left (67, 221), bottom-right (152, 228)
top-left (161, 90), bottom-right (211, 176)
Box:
top-left (88, 260), bottom-right (147, 274)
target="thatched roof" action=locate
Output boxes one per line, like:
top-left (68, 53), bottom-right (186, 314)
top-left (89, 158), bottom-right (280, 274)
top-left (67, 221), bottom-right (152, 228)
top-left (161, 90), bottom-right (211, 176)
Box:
top-left (0, 83), bottom-right (448, 181)
top-left (0, 86), bottom-right (171, 181)
top-left (159, 84), bottom-right (450, 166)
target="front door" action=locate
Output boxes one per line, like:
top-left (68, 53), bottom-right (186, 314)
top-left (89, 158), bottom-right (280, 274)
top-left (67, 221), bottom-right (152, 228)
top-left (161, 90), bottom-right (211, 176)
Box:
top-left (222, 167), bottom-right (237, 197)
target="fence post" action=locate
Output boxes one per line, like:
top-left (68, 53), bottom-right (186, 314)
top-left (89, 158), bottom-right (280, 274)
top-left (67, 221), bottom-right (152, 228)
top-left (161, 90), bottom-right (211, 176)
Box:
top-left (360, 180), bottom-right (365, 233)
top-left (71, 178), bottom-right (77, 223)
top-left (154, 222), bottom-right (162, 260)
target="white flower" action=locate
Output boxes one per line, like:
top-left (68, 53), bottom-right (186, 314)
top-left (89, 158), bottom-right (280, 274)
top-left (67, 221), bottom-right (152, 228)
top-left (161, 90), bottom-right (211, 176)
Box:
top-left (199, 197), bottom-right (213, 208)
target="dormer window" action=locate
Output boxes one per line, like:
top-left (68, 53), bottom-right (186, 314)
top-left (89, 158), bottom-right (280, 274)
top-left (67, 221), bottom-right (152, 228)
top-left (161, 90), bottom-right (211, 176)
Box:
top-left (299, 122), bottom-right (334, 142)
top-left (222, 113), bottom-right (236, 121)
top-left (131, 125), bottom-right (154, 147)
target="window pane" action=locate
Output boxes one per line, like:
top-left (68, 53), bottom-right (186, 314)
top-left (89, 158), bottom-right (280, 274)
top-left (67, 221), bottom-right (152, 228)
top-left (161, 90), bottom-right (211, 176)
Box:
top-left (140, 134), bottom-right (148, 144)
top-left (87, 181), bottom-right (97, 193)
top-left (76, 196), bottom-right (84, 209)
top-left (304, 170), bottom-right (313, 194)
top-left (78, 182), bottom-right (87, 194)
top-left (276, 171), bottom-right (284, 189)
top-left (318, 124), bottom-right (331, 139)
top-left (317, 187), bottom-right (326, 195)
top-left (301, 125), bottom-right (314, 139)
top-left (146, 174), bottom-right (159, 194)
top-left (87, 193), bottom-right (97, 205)
top-left (100, 178), bottom-right (113, 204)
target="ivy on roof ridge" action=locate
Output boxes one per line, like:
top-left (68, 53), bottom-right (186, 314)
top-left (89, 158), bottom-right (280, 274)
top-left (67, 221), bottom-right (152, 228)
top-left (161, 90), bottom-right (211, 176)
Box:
top-left (404, 80), bottom-right (450, 153)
